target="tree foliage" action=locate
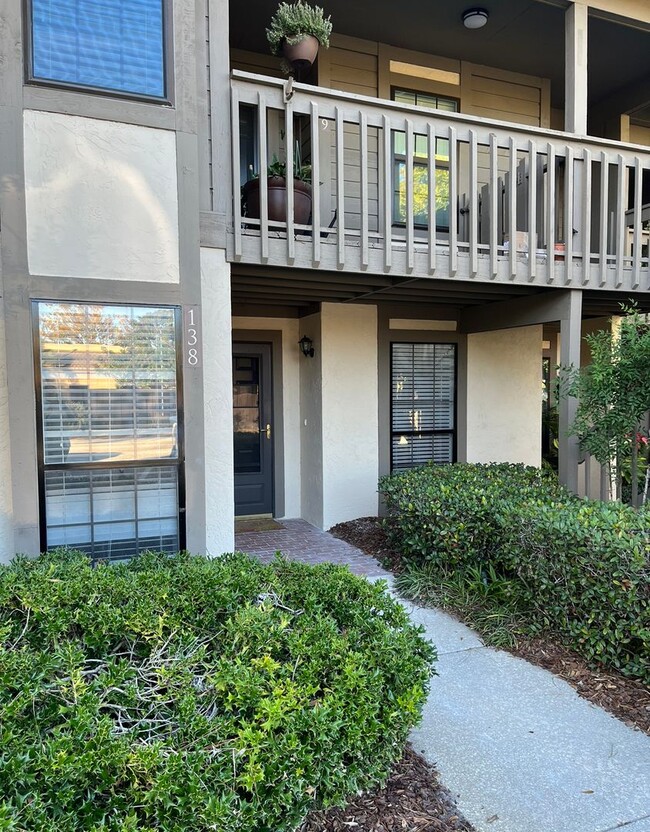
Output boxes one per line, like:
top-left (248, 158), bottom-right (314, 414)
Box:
top-left (559, 306), bottom-right (650, 503)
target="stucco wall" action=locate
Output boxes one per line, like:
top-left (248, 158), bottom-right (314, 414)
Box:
top-left (200, 248), bottom-right (234, 555)
top-left (320, 303), bottom-right (379, 528)
top-left (0, 299), bottom-right (15, 562)
top-left (232, 316), bottom-right (302, 519)
top-left (24, 110), bottom-right (180, 283)
top-left (466, 325), bottom-right (542, 467)
top-left (299, 312), bottom-right (324, 528)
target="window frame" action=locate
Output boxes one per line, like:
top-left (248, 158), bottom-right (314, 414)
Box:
top-left (389, 341), bottom-right (458, 471)
top-left (24, 0), bottom-right (174, 105)
top-left (391, 86), bottom-right (459, 233)
top-left (32, 300), bottom-right (186, 557)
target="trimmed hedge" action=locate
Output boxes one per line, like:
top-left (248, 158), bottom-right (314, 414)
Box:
top-left (0, 551), bottom-right (434, 832)
top-left (380, 463), bottom-right (649, 683)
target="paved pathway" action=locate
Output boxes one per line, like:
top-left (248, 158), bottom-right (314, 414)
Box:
top-left (236, 519), bottom-right (650, 832)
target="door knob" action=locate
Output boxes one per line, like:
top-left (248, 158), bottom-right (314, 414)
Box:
top-left (265, 423), bottom-right (272, 439)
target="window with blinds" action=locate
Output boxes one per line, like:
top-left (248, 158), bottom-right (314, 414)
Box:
top-left (391, 343), bottom-right (456, 469)
top-left (35, 302), bottom-right (182, 559)
top-left (29, 0), bottom-right (167, 99)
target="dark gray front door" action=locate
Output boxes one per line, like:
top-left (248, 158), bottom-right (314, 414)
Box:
top-left (233, 344), bottom-right (274, 515)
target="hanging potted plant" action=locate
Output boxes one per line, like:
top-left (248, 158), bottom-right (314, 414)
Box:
top-left (242, 152), bottom-right (313, 225)
top-left (266, 1), bottom-right (332, 77)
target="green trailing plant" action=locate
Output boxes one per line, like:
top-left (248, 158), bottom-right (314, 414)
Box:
top-left (0, 550), bottom-right (434, 832)
top-left (381, 463), bottom-right (650, 682)
top-left (558, 304), bottom-right (650, 505)
top-left (266, 1), bottom-right (332, 56)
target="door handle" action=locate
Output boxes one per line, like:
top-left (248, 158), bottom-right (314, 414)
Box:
top-left (265, 423), bottom-right (272, 440)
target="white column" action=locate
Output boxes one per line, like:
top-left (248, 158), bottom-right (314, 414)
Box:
top-left (565, 2), bottom-right (589, 135)
top-left (558, 289), bottom-right (583, 492)
top-left (200, 248), bottom-right (235, 555)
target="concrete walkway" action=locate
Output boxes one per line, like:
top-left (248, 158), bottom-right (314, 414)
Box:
top-left (236, 520), bottom-right (650, 832)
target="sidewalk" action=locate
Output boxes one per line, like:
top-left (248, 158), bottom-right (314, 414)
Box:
top-left (236, 519), bottom-right (650, 832)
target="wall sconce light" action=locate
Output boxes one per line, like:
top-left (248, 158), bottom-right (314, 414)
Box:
top-left (462, 8), bottom-right (489, 29)
top-left (298, 335), bottom-right (315, 358)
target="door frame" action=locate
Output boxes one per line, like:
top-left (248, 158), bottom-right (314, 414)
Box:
top-left (232, 331), bottom-right (286, 518)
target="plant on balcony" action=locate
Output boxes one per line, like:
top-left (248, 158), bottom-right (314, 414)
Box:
top-left (242, 151), bottom-right (313, 225)
top-left (266, 1), bottom-right (332, 76)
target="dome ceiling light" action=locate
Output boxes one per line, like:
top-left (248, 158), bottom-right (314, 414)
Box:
top-left (462, 8), bottom-right (489, 29)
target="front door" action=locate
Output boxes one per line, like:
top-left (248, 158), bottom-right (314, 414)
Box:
top-left (233, 344), bottom-right (274, 515)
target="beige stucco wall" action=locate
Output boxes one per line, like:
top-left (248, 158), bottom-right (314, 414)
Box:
top-left (0, 298), bottom-right (15, 562)
top-left (320, 303), bottom-right (379, 528)
top-left (232, 315), bottom-right (302, 519)
top-left (466, 325), bottom-right (542, 467)
top-left (201, 249), bottom-right (234, 555)
top-left (300, 312), bottom-right (324, 528)
top-left (24, 110), bottom-right (179, 283)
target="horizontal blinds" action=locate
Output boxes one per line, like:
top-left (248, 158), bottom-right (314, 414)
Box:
top-left (32, 0), bottom-right (165, 97)
top-left (37, 302), bottom-right (181, 560)
top-left (45, 466), bottom-right (179, 559)
top-left (391, 343), bottom-right (456, 469)
top-left (39, 304), bottom-right (177, 466)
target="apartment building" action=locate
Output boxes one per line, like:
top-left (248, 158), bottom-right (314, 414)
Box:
top-left (0, 0), bottom-right (648, 560)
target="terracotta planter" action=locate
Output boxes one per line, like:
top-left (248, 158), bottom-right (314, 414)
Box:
top-left (243, 177), bottom-right (312, 225)
top-left (282, 34), bottom-right (319, 72)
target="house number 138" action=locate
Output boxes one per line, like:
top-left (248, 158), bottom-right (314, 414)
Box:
top-left (184, 306), bottom-right (201, 368)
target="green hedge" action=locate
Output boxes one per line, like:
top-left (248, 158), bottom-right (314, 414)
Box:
top-left (0, 551), bottom-right (434, 832)
top-left (380, 463), bottom-right (649, 683)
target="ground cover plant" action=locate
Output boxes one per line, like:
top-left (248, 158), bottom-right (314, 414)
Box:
top-left (0, 550), bottom-right (434, 832)
top-left (380, 463), bottom-right (649, 684)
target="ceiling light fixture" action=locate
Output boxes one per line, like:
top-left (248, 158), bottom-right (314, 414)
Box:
top-left (462, 8), bottom-right (489, 29)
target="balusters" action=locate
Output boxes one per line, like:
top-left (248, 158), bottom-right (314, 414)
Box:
top-left (257, 92), bottom-right (269, 262)
top-left (285, 97), bottom-right (295, 264)
top-left (564, 146), bottom-right (574, 284)
top-left (528, 139), bottom-right (537, 282)
top-left (509, 137), bottom-right (517, 280)
top-left (406, 119), bottom-right (415, 271)
top-left (489, 133), bottom-right (498, 279)
top-left (427, 123), bottom-right (437, 274)
top-left (231, 87), bottom-right (242, 259)
top-left (310, 101), bottom-right (321, 267)
top-left (615, 154), bottom-right (626, 288)
top-left (546, 143), bottom-right (555, 283)
top-left (336, 106), bottom-right (345, 269)
top-left (632, 157), bottom-right (642, 290)
top-left (581, 148), bottom-right (591, 286)
top-left (449, 126), bottom-right (458, 276)
top-left (360, 112), bottom-right (369, 269)
top-left (599, 150), bottom-right (609, 287)
top-left (383, 114), bottom-right (393, 271)
top-left (469, 130), bottom-right (478, 278)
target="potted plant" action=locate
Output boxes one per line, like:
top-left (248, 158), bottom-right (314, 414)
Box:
top-left (242, 152), bottom-right (312, 225)
top-left (266, 1), bottom-right (332, 76)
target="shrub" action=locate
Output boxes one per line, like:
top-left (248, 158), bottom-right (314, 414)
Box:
top-left (381, 463), bottom-right (649, 683)
top-left (0, 551), bottom-right (434, 832)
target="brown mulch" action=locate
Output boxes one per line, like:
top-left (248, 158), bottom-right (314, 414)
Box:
top-left (329, 517), bottom-right (650, 736)
top-left (302, 745), bottom-right (474, 832)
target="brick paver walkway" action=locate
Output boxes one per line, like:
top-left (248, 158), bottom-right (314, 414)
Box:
top-left (235, 518), bottom-right (391, 579)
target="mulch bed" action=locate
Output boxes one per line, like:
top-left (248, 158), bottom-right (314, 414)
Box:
top-left (329, 517), bottom-right (650, 737)
top-left (302, 745), bottom-right (474, 832)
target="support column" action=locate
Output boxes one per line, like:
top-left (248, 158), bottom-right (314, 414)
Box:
top-left (559, 289), bottom-right (583, 492)
top-left (565, 1), bottom-right (589, 135)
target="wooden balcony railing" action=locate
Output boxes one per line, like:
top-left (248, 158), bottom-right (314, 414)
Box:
top-left (230, 70), bottom-right (650, 292)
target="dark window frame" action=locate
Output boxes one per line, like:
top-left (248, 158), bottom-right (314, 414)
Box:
top-left (390, 341), bottom-right (458, 471)
top-left (391, 86), bottom-right (459, 233)
top-left (32, 300), bottom-right (186, 558)
top-left (24, 0), bottom-right (174, 105)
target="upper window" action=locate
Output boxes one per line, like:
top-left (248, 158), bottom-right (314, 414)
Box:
top-left (392, 90), bottom-right (459, 230)
top-left (29, 0), bottom-right (167, 99)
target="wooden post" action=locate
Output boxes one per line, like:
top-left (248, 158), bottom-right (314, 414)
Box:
top-left (565, 2), bottom-right (588, 135)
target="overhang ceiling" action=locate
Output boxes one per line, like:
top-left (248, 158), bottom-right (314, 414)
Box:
top-left (230, 266), bottom-right (650, 318)
top-left (230, 0), bottom-right (650, 109)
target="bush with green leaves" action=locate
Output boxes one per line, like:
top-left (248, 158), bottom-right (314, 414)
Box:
top-left (0, 550), bottom-right (434, 832)
top-left (266, 1), bottom-right (332, 55)
top-left (380, 463), bottom-right (649, 682)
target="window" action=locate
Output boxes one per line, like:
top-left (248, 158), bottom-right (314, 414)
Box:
top-left (391, 343), bottom-right (456, 469)
top-left (34, 302), bottom-right (183, 560)
top-left (392, 89), bottom-right (458, 230)
top-left (29, 0), bottom-right (167, 99)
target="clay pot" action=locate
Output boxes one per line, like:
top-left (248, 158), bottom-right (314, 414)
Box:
top-left (243, 177), bottom-right (312, 225)
top-left (282, 34), bottom-right (319, 73)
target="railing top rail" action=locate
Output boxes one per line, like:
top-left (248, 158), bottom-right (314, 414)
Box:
top-left (231, 70), bottom-right (650, 159)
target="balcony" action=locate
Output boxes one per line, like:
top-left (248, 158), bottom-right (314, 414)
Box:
top-left (226, 70), bottom-right (650, 293)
